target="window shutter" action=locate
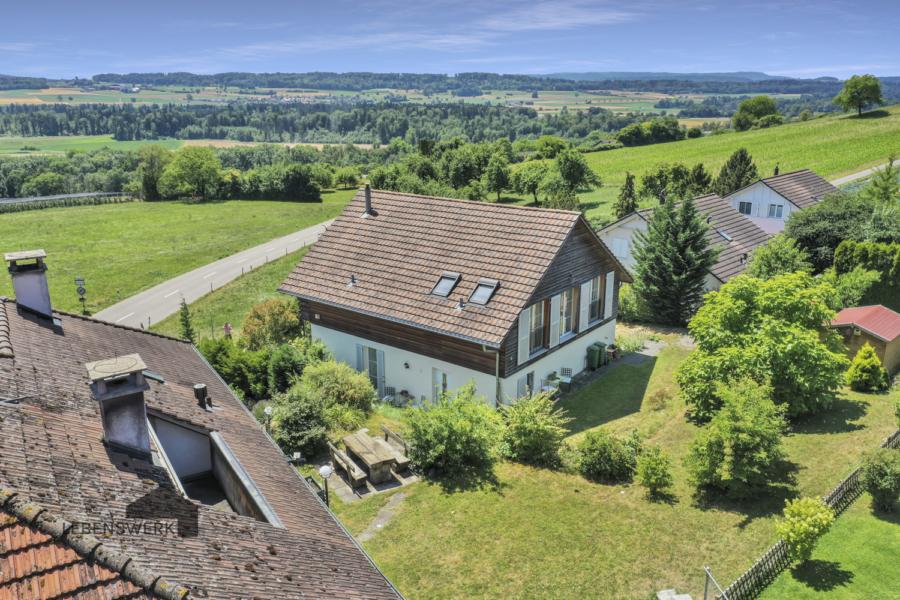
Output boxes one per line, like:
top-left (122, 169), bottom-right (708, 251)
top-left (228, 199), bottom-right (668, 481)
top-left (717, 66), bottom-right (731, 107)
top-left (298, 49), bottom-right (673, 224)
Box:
top-left (549, 295), bottom-right (561, 348)
top-left (517, 375), bottom-right (528, 398)
top-left (579, 281), bottom-right (591, 332)
top-left (604, 272), bottom-right (615, 320)
top-left (376, 350), bottom-right (385, 398)
top-left (517, 309), bottom-right (530, 366)
top-left (356, 344), bottom-right (364, 372)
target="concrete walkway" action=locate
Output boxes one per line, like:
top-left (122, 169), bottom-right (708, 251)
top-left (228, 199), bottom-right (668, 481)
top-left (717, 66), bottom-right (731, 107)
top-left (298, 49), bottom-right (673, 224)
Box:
top-left (94, 219), bottom-right (334, 329)
top-left (357, 493), bottom-right (406, 542)
top-left (831, 160), bottom-right (892, 186)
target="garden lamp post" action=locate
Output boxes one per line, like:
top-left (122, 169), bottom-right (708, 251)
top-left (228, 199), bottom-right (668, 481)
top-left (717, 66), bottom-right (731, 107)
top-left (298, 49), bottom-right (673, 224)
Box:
top-left (319, 465), bottom-right (333, 507)
top-left (264, 405), bottom-right (273, 433)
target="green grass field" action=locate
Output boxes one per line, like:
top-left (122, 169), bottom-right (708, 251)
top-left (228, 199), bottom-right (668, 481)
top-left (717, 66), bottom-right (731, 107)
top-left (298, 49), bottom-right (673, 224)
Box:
top-left (759, 494), bottom-right (900, 599)
top-left (583, 106), bottom-right (900, 185)
top-left (0, 199), bottom-right (346, 313)
top-left (329, 346), bottom-right (899, 600)
top-left (0, 135), bottom-right (183, 155)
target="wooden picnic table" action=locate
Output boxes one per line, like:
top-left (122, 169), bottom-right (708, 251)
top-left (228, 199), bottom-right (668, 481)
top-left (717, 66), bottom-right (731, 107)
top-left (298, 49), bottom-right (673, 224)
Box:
top-left (343, 432), bottom-right (396, 484)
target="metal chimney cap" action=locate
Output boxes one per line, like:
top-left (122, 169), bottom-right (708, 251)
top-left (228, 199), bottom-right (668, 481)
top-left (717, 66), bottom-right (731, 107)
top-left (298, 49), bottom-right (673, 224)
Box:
top-left (85, 354), bottom-right (147, 382)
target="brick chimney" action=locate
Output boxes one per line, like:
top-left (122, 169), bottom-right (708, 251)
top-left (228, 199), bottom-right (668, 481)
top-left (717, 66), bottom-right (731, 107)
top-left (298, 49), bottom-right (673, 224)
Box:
top-left (5, 250), bottom-right (51, 317)
top-left (85, 354), bottom-right (152, 461)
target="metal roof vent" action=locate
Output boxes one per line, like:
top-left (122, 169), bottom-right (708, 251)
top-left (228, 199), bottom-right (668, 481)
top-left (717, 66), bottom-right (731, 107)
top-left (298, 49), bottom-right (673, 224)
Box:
top-left (360, 183), bottom-right (374, 218)
top-left (349, 274), bottom-right (357, 286)
top-left (455, 296), bottom-right (466, 311)
top-left (85, 354), bottom-right (152, 461)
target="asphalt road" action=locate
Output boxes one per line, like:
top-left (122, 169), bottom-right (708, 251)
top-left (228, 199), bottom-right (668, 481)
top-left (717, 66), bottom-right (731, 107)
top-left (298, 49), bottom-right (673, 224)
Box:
top-left (831, 160), bottom-right (891, 186)
top-left (94, 219), bottom-right (334, 329)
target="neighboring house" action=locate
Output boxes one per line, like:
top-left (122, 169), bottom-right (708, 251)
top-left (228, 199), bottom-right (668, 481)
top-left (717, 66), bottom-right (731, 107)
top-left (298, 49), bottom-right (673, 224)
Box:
top-left (0, 251), bottom-right (402, 600)
top-left (279, 186), bottom-right (632, 406)
top-left (596, 193), bottom-right (769, 292)
top-left (828, 305), bottom-right (900, 374)
top-left (723, 168), bottom-right (841, 234)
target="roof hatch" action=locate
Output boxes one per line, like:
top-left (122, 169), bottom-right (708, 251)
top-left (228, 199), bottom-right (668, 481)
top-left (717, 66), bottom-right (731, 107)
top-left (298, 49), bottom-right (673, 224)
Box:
top-left (468, 278), bottom-right (499, 306)
top-left (431, 271), bottom-right (461, 297)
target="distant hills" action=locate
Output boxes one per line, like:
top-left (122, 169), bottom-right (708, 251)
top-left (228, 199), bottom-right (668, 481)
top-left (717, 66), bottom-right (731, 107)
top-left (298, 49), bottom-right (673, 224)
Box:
top-left (544, 71), bottom-right (834, 83)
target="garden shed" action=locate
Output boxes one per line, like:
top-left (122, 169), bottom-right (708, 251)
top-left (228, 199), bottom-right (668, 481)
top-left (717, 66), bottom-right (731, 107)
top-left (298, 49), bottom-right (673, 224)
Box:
top-left (829, 305), bottom-right (900, 374)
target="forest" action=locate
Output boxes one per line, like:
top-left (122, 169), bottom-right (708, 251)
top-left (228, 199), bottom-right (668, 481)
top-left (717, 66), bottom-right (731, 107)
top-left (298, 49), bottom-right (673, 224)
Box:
top-left (0, 102), bottom-right (651, 144)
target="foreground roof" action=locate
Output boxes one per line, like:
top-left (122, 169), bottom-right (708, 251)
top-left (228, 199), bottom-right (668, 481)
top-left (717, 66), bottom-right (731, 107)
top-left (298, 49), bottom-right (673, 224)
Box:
top-left (727, 168), bottom-right (840, 210)
top-left (634, 194), bottom-right (769, 283)
top-left (280, 189), bottom-right (630, 347)
top-left (0, 298), bottom-right (401, 600)
top-left (830, 305), bottom-right (900, 342)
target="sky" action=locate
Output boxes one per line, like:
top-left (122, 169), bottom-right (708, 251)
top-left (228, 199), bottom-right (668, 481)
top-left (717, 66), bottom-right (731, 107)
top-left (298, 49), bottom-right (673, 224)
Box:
top-left (2, 0), bottom-right (899, 80)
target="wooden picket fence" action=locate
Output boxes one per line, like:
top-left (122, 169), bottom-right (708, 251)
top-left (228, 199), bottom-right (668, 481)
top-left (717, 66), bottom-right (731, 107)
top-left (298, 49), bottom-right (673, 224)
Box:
top-left (716, 428), bottom-right (900, 600)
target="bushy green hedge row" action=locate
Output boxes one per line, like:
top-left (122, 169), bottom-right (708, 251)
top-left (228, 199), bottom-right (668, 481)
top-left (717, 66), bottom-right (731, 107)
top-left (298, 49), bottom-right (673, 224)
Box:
top-left (834, 240), bottom-right (900, 312)
top-left (0, 195), bottom-right (135, 214)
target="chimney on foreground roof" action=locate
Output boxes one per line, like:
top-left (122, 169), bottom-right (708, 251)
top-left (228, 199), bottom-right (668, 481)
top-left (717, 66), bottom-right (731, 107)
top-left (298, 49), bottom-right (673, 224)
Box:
top-left (86, 354), bottom-right (152, 461)
top-left (5, 250), bottom-right (51, 317)
top-left (658, 187), bottom-right (667, 207)
top-left (774, 163), bottom-right (780, 176)
top-left (360, 183), bottom-right (374, 218)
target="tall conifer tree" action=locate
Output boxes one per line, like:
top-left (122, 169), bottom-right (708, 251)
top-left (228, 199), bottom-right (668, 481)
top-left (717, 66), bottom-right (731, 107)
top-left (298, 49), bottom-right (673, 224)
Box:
top-left (179, 299), bottom-right (196, 344)
top-left (613, 172), bottom-right (639, 219)
top-left (632, 195), bottom-right (720, 326)
top-left (712, 148), bottom-right (759, 196)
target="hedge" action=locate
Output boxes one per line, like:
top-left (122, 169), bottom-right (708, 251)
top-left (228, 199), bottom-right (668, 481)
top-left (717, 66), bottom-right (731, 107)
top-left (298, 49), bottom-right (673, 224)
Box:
top-left (834, 240), bottom-right (900, 312)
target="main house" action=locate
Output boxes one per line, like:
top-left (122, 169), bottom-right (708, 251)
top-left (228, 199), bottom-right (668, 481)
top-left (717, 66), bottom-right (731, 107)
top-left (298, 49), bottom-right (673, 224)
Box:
top-left (723, 168), bottom-right (841, 234)
top-left (0, 251), bottom-right (402, 599)
top-left (279, 186), bottom-right (632, 406)
top-left (596, 193), bottom-right (769, 293)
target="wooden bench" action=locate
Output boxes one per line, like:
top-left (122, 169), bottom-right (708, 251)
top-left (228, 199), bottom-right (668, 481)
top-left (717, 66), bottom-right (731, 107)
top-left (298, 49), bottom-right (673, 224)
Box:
top-left (381, 424), bottom-right (411, 455)
top-left (373, 437), bottom-right (411, 473)
top-left (327, 441), bottom-right (367, 488)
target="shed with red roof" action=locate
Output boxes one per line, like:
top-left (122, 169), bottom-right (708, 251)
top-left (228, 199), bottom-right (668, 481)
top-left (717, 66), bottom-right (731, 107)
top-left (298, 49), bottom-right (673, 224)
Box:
top-left (829, 305), bottom-right (900, 373)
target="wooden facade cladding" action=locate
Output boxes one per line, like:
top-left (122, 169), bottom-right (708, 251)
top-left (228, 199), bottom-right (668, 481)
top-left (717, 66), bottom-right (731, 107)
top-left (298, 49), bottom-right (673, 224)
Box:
top-left (302, 299), bottom-right (499, 376)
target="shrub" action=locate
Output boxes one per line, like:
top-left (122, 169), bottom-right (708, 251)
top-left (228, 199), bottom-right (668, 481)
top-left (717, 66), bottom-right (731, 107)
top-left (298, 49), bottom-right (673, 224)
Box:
top-left (846, 343), bottom-right (890, 392)
top-left (198, 337), bottom-right (270, 403)
top-left (636, 445), bottom-right (674, 496)
top-left (578, 429), bottom-right (642, 481)
top-left (242, 299), bottom-right (303, 351)
top-left (687, 127), bottom-right (702, 139)
top-left (270, 386), bottom-right (328, 457)
top-left (860, 448), bottom-right (900, 512)
top-left (403, 381), bottom-right (501, 475)
top-left (323, 404), bottom-right (367, 432)
top-left (299, 360), bottom-right (374, 412)
top-left (775, 498), bottom-right (835, 563)
top-left (267, 337), bottom-right (332, 396)
top-left (617, 283), bottom-right (651, 323)
top-left (499, 391), bottom-right (572, 467)
top-left (645, 388), bottom-right (672, 411)
top-left (894, 397), bottom-right (900, 429)
top-left (615, 329), bottom-right (648, 354)
top-left (684, 379), bottom-right (786, 498)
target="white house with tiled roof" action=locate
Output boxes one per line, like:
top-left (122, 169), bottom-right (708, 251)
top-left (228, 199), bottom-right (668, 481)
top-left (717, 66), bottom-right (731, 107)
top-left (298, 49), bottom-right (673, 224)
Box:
top-left (280, 185), bottom-right (632, 406)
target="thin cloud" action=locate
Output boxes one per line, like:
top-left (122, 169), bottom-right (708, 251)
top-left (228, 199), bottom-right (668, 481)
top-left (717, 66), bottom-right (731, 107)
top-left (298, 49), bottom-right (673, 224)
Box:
top-left (480, 1), bottom-right (639, 32)
top-left (0, 42), bottom-right (40, 52)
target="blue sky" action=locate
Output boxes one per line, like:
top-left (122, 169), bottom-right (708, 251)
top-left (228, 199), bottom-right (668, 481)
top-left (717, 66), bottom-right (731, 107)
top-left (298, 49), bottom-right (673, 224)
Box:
top-left (3, 0), bottom-right (898, 79)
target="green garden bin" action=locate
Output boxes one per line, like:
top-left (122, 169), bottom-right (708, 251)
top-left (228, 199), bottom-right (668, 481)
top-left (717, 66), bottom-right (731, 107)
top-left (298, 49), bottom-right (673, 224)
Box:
top-left (587, 345), bottom-right (601, 370)
top-left (595, 342), bottom-right (607, 367)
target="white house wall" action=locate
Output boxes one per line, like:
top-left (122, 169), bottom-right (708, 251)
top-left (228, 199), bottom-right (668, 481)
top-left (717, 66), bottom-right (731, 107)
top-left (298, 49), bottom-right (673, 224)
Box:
top-left (311, 319), bottom-right (616, 407)
top-left (726, 182), bottom-right (800, 221)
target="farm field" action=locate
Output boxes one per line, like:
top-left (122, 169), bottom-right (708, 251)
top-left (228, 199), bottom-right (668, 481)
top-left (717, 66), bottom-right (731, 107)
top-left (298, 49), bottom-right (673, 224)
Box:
top-left (758, 493), bottom-right (900, 599)
top-left (583, 106), bottom-right (900, 184)
top-left (182, 139), bottom-right (374, 150)
top-left (0, 199), bottom-right (347, 314)
top-left (0, 135), bottom-right (183, 155)
top-left (329, 345), bottom-right (899, 600)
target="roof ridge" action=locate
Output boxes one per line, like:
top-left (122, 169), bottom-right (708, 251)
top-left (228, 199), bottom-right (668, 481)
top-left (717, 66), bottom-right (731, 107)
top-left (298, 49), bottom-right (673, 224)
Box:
top-left (761, 168), bottom-right (812, 181)
top-left (364, 188), bottom-right (583, 216)
top-left (0, 488), bottom-right (192, 600)
top-left (0, 297), bottom-right (12, 358)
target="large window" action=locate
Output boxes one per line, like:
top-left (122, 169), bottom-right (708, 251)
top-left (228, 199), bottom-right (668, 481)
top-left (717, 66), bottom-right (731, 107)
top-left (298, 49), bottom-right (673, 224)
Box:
top-left (529, 302), bottom-right (545, 355)
top-left (767, 204), bottom-right (784, 218)
top-left (589, 275), bottom-right (604, 322)
top-left (738, 201), bottom-right (752, 215)
top-left (560, 287), bottom-right (578, 338)
top-left (367, 347), bottom-right (379, 390)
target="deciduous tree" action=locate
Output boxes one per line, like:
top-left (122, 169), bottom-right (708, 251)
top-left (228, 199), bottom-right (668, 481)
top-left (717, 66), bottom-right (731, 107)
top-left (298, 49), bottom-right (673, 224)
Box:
top-left (746, 235), bottom-right (813, 279)
top-left (511, 161), bottom-right (549, 205)
top-left (483, 153), bottom-right (511, 201)
top-left (833, 74), bottom-right (884, 116)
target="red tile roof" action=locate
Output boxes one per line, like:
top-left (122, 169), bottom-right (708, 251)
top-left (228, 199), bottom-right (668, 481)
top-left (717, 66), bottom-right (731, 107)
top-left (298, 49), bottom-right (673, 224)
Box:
top-left (830, 305), bottom-right (900, 342)
top-left (636, 194), bottom-right (769, 283)
top-left (279, 189), bottom-right (630, 347)
top-left (0, 298), bottom-right (402, 600)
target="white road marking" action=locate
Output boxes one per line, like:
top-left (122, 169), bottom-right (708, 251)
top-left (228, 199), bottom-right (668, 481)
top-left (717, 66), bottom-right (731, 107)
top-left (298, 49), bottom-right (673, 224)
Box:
top-left (236, 258), bottom-right (248, 264)
top-left (203, 272), bottom-right (216, 279)
top-left (115, 312), bottom-right (134, 323)
top-left (163, 289), bottom-right (180, 298)
top-left (266, 246), bottom-right (277, 251)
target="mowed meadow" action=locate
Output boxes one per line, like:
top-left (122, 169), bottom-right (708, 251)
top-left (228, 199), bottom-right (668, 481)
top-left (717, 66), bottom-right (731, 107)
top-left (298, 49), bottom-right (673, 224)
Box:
top-left (583, 106), bottom-right (900, 184)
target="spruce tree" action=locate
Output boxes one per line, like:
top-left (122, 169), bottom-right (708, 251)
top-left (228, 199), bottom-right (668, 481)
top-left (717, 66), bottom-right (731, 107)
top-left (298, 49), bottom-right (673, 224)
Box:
top-left (687, 163), bottom-right (712, 195)
top-left (632, 195), bottom-right (721, 326)
top-left (612, 172), bottom-right (638, 219)
top-left (179, 299), bottom-right (196, 344)
top-left (712, 148), bottom-right (759, 197)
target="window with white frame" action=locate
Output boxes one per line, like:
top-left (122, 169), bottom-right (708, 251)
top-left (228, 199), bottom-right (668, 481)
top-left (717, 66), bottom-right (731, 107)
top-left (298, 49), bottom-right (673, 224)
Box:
top-left (366, 347), bottom-right (379, 390)
top-left (529, 302), bottom-right (546, 355)
top-left (767, 204), bottom-right (784, 218)
top-left (560, 287), bottom-right (578, 338)
top-left (589, 275), bottom-right (604, 322)
top-left (738, 201), bottom-right (752, 215)
top-left (612, 238), bottom-right (629, 258)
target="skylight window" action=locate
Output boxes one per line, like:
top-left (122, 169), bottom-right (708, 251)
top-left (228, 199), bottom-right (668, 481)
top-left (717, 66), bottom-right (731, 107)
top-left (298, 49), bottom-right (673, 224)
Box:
top-left (431, 272), bottom-right (461, 297)
top-left (468, 278), bottom-right (499, 306)
top-left (719, 231), bottom-right (733, 242)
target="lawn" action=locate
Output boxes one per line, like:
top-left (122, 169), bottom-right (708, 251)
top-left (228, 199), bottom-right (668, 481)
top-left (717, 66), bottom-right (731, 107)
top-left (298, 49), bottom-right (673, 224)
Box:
top-left (330, 345), bottom-right (900, 600)
top-left (148, 245), bottom-right (310, 340)
top-left (759, 494), bottom-right (900, 599)
top-left (0, 199), bottom-right (347, 313)
top-left (583, 106), bottom-right (900, 185)
top-left (0, 135), bottom-right (183, 155)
